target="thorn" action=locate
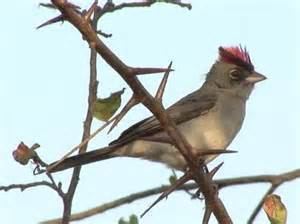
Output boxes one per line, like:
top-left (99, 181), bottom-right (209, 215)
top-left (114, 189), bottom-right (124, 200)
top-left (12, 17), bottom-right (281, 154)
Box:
top-left (37, 14), bottom-right (65, 29)
top-left (37, 2), bottom-right (81, 30)
top-left (39, 3), bottom-right (57, 9)
top-left (97, 30), bottom-right (112, 38)
top-left (131, 67), bottom-right (174, 75)
top-left (155, 61), bottom-right (172, 103)
top-left (83, 0), bottom-right (98, 21)
top-left (107, 95), bottom-right (138, 134)
top-left (103, 0), bottom-right (115, 10)
top-left (30, 143), bottom-right (40, 151)
top-left (209, 162), bottom-right (224, 178)
top-left (140, 171), bottom-right (192, 218)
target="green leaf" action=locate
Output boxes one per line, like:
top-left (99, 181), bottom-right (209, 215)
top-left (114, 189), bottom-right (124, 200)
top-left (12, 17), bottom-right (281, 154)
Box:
top-left (92, 88), bottom-right (125, 122)
top-left (118, 218), bottom-right (127, 224)
top-left (118, 214), bottom-right (139, 224)
top-left (263, 194), bottom-right (287, 224)
top-left (129, 215), bottom-right (138, 224)
top-left (169, 174), bottom-right (177, 185)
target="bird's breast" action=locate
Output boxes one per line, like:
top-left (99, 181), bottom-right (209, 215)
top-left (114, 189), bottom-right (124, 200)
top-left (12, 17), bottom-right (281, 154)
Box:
top-left (179, 96), bottom-right (246, 151)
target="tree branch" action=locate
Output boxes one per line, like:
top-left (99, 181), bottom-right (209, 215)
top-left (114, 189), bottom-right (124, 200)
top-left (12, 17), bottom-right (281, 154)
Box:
top-left (0, 181), bottom-right (57, 192)
top-left (60, 47), bottom-right (98, 223)
top-left (40, 168), bottom-right (300, 223)
top-left (97, 0), bottom-right (191, 19)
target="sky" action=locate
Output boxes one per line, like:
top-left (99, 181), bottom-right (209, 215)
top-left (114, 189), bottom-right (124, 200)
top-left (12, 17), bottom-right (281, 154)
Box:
top-left (0, 0), bottom-right (299, 223)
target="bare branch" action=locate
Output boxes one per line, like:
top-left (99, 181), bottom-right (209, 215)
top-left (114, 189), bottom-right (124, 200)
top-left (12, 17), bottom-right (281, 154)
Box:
top-left (60, 46), bottom-right (99, 223)
top-left (0, 181), bottom-right (56, 192)
top-left (100, 0), bottom-right (192, 17)
top-left (46, 172), bottom-right (65, 197)
top-left (42, 168), bottom-right (300, 223)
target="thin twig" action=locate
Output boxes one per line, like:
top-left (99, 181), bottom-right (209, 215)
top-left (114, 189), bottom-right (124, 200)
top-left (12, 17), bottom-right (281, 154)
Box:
top-left (0, 181), bottom-right (56, 192)
top-left (60, 46), bottom-right (98, 223)
top-left (100, 0), bottom-right (191, 17)
top-left (46, 172), bottom-right (65, 197)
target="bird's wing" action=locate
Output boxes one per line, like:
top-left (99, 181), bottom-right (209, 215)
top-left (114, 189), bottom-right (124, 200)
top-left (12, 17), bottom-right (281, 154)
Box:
top-left (109, 89), bottom-right (217, 146)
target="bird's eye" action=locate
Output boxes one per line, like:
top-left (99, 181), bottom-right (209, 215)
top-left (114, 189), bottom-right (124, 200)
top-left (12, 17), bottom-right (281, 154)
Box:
top-left (229, 69), bottom-right (242, 80)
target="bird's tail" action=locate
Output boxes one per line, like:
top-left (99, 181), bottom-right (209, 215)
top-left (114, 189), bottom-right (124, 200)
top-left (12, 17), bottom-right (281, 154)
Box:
top-left (48, 146), bottom-right (119, 173)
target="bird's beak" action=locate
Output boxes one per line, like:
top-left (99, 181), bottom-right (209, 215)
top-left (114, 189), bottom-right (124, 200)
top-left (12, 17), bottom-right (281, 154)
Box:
top-left (245, 71), bottom-right (267, 84)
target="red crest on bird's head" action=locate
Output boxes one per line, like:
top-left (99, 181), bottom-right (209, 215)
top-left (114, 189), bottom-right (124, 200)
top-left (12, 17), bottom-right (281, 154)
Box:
top-left (218, 45), bottom-right (254, 72)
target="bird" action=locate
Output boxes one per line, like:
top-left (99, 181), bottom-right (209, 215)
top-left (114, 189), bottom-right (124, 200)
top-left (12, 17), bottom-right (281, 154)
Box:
top-left (49, 45), bottom-right (266, 173)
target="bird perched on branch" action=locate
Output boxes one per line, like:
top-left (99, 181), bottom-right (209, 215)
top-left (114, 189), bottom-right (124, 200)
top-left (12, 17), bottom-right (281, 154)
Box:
top-left (49, 46), bottom-right (266, 172)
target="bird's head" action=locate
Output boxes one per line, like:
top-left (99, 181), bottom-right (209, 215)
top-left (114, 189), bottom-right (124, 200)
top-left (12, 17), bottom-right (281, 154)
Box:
top-left (206, 45), bottom-right (266, 100)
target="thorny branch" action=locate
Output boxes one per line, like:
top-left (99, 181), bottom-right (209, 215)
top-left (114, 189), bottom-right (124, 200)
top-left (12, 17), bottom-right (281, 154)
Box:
top-left (49, 0), bottom-right (232, 223)
top-left (39, 168), bottom-right (300, 224)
